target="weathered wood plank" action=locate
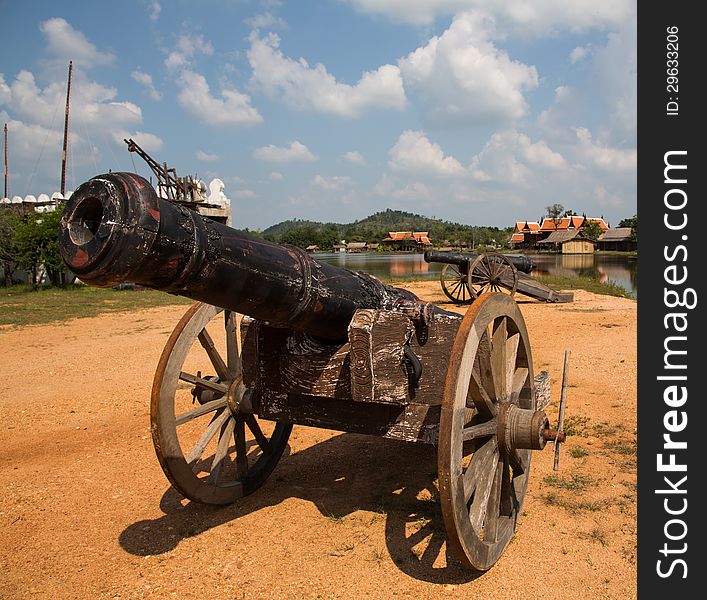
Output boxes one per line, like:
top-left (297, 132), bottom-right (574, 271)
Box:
top-left (348, 309), bottom-right (413, 404)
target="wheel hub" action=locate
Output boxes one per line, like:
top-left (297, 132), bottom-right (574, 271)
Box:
top-left (496, 403), bottom-right (566, 454)
top-left (226, 376), bottom-right (257, 417)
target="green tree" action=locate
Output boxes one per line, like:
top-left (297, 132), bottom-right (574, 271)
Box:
top-left (0, 209), bottom-right (21, 286)
top-left (545, 203), bottom-right (565, 229)
top-left (581, 220), bottom-right (603, 241)
top-left (13, 208), bottom-right (66, 287)
top-left (618, 214), bottom-right (637, 242)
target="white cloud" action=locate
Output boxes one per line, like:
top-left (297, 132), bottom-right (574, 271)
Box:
top-left (390, 181), bottom-right (433, 200)
top-left (131, 70), bottom-right (162, 101)
top-left (176, 69), bottom-right (262, 126)
top-left (342, 151), bottom-right (366, 165)
top-left (245, 12), bottom-right (287, 29)
top-left (344, 0), bottom-right (634, 33)
top-left (573, 127), bottom-right (636, 172)
top-left (569, 45), bottom-right (591, 63)
top-left (196, 150), bottom-right (219, 162)
top-left (253, 140), bottom-right (317, 162)
top-left (233, 189), bottom-right (258, 198)
top-left (311, 174), bottom-right (354, 190)
top-left (591, 18), bottom-right (637, 142)
top-left (388, 130), bottom-right (465, 177)
top-left (39, 18), bottom-right (114, 69)
top-left (269, 171), bottom-right (283, 181)
top-left (148, 1), bottom-right (161, 22)
top-left (469, 130), bottom-right (565, 185)
top-left (165, 33), bottom-right (213, 72)
top-left (398, 12), bottom-right (538, 125)
top-left (247, 32), bottom-right (406, 117)
top-left (116, 130), bottom-right (163, 152)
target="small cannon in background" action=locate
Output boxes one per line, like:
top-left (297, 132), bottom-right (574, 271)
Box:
top-left (59, 172), bottom-right (567, 571)
top-left (425, 250), bottom-right (573, 304)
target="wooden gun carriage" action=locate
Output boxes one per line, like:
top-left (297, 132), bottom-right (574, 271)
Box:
top-left (59, 172), bottom-right (566, 571)
top-left (425, 249), bottom-right (574, 304)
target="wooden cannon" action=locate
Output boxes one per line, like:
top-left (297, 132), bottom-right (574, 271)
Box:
top-left (59, 172), bottom-right (567, 571)
top-left (425, 250), bottom-right (574, 304)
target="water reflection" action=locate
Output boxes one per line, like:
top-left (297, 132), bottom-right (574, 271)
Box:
top-left (313, 252), bottom-right (637, 298)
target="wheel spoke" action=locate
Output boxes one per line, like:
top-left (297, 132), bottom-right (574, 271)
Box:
top-left (499, 457), bottom-right (513, 516)
top-left (225, 311), bottom-right (242, 378)
top-left (462, 417), bottom-right (498, 442)
top-left (510, 367), bottom-right (529, 403)
top-left (462, 437), bottom-right (497, 501)
top-left (508, 447), bottom-right (526, 477)
top-left (175, 397), bottom-right (228, 426)
top-left (179, 371), bottom-right (228, 394)
top-left (468, 369), bottom-right (497, 417)
top-left (505, 333), bottom-right (520, 395)
top-left (490, 318), bottom-right (508, 401)
top-left (208, 416), bottom-right (236, 484)
top-left (468, 447), bottom-right (500, 533)
top-left (245, 414), bottom-right (270, 453)
top-left (234, 418), bottom-right (249, 480)
top-left (197, 329), bottom-right (230, 380)
top-left (483, 458), bottom-right (504, 542)
top-left (185, 409), bottom-right (230, 464)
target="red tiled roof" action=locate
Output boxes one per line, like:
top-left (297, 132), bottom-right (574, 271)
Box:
top-left (510, 233), bottom-right (525, 242)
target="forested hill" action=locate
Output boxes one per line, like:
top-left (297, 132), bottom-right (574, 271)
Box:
top-left (257, 209), bottom-right (511, 249)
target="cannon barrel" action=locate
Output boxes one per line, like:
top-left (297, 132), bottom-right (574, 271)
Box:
top-left (424, 250), bottom-right (534, 273)
top-left (59, 172), bottom-right (443, 341)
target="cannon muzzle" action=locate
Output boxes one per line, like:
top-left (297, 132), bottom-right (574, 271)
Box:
top-left (60, 172), bottom-right (442, 340)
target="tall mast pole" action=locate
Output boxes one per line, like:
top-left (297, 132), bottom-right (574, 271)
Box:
top-left (60, 60), bottom-right (73, 197)
top-left (3, 123), bottom-right (7, 199)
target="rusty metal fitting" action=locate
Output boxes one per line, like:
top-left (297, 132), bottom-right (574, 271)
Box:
top-left (543, 429), bottom-right (567, 443)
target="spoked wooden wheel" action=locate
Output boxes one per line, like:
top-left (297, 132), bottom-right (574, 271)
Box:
top-left (439, 293), bottom-right (547, 571)
top-left (467, 253), bottom-right (518, 300)
top-left (151, 302), bottom-right (291, 505)
top-left (440, 263), bottom-right (472, 304)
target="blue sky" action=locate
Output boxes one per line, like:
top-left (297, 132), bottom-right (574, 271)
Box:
top-left (1, 0), bottom-right (636, 230)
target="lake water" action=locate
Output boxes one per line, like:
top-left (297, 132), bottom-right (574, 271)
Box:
top-left (314, 252), bottom-right (637, 298)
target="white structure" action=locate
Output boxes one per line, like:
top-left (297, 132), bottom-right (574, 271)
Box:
top-left (1, 177), bottom-right (232, 224)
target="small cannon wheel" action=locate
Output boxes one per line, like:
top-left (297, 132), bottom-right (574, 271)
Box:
top-left (440, 263), bottom-right (472, 304)
top-left (467, 253), bottom-right (518, 300)
top-left (151, 302), bottom-right (291, 505)
top-left (438, 293), bottom-right (534, 570)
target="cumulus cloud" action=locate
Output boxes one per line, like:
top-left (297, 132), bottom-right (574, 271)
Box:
top-left (247, 32), bottom-right (406, 117)
top-left (311, 174), bottom-right (354, 190)
top-left (245, 12), bottom-right (287, 29)
top-left (165, 33), bottom-right (213, 72)
top-left (176, 69), bottom-right (262, 126)
top-left (131, 69), bottom-right (162, 101)
top-left (573, 127), bottom-right (636, 172)
top-left (388, 130), bottom-right (465, 177)
top-left (196, 150), bottom-right (219, 162)
top-left (398, 12), bottom-right (538, 125)
top-left (269, 171), bottom-right (283, 181)
top-left (39, 18), bottom-right (114, 69)
top-left (469, 130), bottom-right (565, 185)
top-left (569, 45), bottom-right (591, 63)
top-left (344, 0), bottom-right (634, 33)
top-left (342, 150), bottom-right (366, 165)
top-left (0, 20), bottom-right (162, 195)
top-left (253, 140), bottom-right (317, 162)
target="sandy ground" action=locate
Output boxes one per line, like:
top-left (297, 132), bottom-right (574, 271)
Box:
top-left (0, 282), bottom-right (636, 599)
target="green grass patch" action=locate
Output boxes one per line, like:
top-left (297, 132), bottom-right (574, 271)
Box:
top-left (569, 446), bottom-right (589, 459)
top-left (544, 472), bottom-right (594, 492)
top-left (0, 284), bottom-right (193, 327)
top-left (563, 414), bottom-right (591, 437)
top-left (534, 274), bottom-right (631, 298)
